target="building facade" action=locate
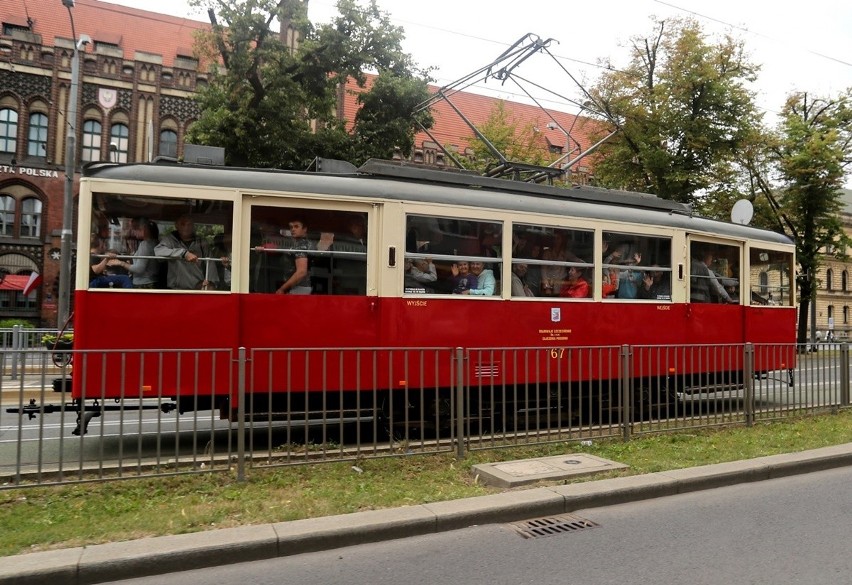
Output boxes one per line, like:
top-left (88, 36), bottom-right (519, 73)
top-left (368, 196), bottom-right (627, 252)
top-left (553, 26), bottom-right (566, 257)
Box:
top-left (0, 0), bottom-right (209, 325)
top-left (814, 189), bottom-right (852, 339)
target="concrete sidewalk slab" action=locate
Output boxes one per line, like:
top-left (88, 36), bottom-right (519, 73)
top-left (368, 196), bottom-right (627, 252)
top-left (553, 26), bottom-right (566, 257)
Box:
top-left (472, 453), bottom-right (627, 488)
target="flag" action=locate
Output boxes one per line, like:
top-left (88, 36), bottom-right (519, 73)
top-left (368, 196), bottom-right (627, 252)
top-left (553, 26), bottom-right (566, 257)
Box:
top-left (22, 272), bottom-right (42, 296)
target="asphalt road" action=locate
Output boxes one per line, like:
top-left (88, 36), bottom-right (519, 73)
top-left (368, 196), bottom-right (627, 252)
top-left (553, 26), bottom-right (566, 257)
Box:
top-left (100, 465), bottom-right (852, 585)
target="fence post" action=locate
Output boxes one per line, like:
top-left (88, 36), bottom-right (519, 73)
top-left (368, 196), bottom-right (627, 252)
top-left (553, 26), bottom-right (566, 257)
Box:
top-left (455, 347), bottom-right (465, 459)
top-left (744, 343), bottom-right (755, 427)
top-left (841, 342), bottom-right (850, 407)
top-left (237, 347), bottom-right (246, 482)
top-left (621, 344), bottom-right (631, 442)
top-left (10, 324), bottom-right (20, 380)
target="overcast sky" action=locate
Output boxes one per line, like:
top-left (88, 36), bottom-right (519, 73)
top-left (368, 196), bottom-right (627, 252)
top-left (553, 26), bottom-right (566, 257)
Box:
top-left (102, 0), bottom-right (851, 116)
top-left (103, 0), bottom-right (852, 185)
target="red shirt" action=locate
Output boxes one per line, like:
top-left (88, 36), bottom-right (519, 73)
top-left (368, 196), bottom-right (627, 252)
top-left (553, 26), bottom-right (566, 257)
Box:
top-left (560, 278), bottom-right (590, 298)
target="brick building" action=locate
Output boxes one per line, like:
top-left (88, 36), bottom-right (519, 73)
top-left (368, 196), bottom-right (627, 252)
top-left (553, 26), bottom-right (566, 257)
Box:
top-left (0, 0), bottom-right (597, 326)
top-left (814, 189), bottom-right (852, 339)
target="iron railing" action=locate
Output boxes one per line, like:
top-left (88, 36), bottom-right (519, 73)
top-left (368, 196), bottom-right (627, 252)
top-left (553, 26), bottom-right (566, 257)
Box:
top-left (1, 342), bottom-right (848, 489)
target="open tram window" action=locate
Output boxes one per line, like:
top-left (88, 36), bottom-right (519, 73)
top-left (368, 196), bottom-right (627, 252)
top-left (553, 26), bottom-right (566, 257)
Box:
top-left (249, 206), bottom-right (367, 295)
top-left (689, 241), bottom-right (740, 304)
top-left (404, 214), bottom-right (501, 296)
top-left (602, 232), bottom-right (672, 301)
top-left (89, 194), bottom-right (233, 291)
top-left (512, 224), bottom-right (593, 298)
top-left (749, 248), bottom-right (793, 306)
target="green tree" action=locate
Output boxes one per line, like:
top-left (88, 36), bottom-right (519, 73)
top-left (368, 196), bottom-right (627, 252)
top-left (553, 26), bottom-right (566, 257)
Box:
top-left (187, 0), bottom-right (433, 169)
top-left (585, 17), bottom-right (762, 204)
top-left (766, 91), bottom-right (852, 344)
top-left (466, 101), bottom-right (551, 176)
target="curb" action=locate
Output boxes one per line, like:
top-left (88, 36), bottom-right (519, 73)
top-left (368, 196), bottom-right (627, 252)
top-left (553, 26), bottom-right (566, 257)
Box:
top-left (3, 443), bottom-right (852, 585)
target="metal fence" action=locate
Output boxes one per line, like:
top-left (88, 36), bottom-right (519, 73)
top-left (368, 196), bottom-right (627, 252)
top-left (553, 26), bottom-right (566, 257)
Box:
top-left (1, 342), bottom-right (849, 489)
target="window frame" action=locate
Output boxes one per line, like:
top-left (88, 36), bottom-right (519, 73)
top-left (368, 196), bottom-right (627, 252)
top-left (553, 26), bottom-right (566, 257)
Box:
top-left (0, 108), bottom-right (18, 154)
top-left (26, 112), bottom-right (48, 158)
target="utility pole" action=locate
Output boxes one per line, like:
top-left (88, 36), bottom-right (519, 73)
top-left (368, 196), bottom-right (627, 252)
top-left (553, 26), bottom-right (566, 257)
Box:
top-left (59, 0), bottom-right (89, 329)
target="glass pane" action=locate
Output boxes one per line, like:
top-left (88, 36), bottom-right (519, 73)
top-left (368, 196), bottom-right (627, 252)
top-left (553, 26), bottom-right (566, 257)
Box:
top-left (602, 232), bottom-right (672, 301)
top-left (27, 113), bottom-right (47, 157)
top-left (250, 206), bottom-right (368, 295)
top-left (749, 248), bottom-right (794, 306)
top-left (405, 215), bottom-right (502, 296)
top-left (0, 109), bottom-right (17, 153)
top-left (510, 224), bottom-right (592, 298)
top-left (690, 242), bottom-right (740, 304)
top-left (90, 194), bottom-right (233, 290)
top-left (20, 197), bottom-right (42, 238)
top-left (82, 120), bottom-right (102, 162)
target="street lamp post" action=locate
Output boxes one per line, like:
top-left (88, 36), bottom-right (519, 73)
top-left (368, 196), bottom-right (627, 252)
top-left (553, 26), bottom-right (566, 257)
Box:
top-left (58, 0), bottom-right (89, 329)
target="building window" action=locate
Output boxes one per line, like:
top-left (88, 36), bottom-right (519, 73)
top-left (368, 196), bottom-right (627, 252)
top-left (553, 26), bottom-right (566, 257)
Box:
top-left (759, 271), bottom-right (768, 293)
top-left (109, 123), bottom-right (129, 162)
top-left (26, 112), bottom-right (47, 157)
top-left (159, 129), bottom-right (177, 158)
top-left (843, 270), bottom-right (848, 292)
top-left (0, 196), bottom-right (15, 236)
top-left (20, 198), bottom-right (42, 238)
top-left (81, 120), bottom-right (102, 162)
top-left (844, 306), bottom-right (849, 325)
top-left (0, 253), bottom-right (40, 312)
top-left (826, 268), bottom-right (833, 291)
top-left (0, 109), bottom-right (18, 154)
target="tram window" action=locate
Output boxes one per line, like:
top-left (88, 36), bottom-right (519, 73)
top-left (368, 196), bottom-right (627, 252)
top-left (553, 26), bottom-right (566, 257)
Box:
top-left (749, 248), bottom-right (793, 306)
top-left (89, 194), bottom-right (232, 291)
top-left (405, 214), bottom-right (501, 295)
top-left (690, 242), bottom-right (740, 304)
top-left (250, 206), bottom-right (367, 295)
top-left (602, 232), bottom-right (672, 301)
top-left (512, 224), bottom-right (593, 298)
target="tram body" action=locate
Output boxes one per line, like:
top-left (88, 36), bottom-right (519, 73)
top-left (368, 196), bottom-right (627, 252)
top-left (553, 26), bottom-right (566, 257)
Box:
top-left (71, 159), bottom-right (796, 419)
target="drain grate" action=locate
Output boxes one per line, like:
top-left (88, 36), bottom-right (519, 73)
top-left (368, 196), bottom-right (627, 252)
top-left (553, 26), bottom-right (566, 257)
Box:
top-left (510, 514), bottom-right (600, 539)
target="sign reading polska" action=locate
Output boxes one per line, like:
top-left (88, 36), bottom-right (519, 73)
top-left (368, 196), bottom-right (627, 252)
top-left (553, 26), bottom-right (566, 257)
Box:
top-left (0, 165), bottom-right (60, 178)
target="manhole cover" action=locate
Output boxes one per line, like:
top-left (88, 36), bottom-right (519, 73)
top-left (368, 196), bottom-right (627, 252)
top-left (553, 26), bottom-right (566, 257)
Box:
top-left (509, 514), bottom-right (600, 539)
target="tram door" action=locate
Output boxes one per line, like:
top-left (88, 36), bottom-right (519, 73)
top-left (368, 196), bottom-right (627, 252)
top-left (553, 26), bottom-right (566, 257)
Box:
top-left (238, 196), bottom-right (379, 345)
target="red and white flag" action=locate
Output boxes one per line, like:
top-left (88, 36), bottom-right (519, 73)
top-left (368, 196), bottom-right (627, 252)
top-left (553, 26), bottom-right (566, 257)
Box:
top-left (22, 272), bottom-right (42, 296)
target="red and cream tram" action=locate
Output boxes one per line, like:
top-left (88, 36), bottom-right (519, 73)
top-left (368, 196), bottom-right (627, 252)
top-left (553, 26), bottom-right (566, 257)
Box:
top-left (69, 158), bottom-right (796, 427)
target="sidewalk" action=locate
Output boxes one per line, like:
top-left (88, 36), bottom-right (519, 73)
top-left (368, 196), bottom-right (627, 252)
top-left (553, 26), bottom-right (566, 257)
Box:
top-left (3, 442), bottom-right (852, 585)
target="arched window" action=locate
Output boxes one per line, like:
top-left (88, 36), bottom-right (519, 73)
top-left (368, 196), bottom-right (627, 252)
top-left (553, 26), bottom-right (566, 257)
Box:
top-left (81, 120), bottom-right (102, 162)
top-left (159, 129), bottom-right (177, 157)
top-left (0, 108), bottom-right (18, 154)
top-left (109, 123), bottom-right (129, 162)
top-left (0, 196), bottom-right (15, 236)
top-left (0, 253), bottom-right (39, 312)
top-left (20, 198), bottom-right (42, 238)
top-left (826, 268), bottom-right (833, 291)
top-left (27, 112), bottom-right (48, 157)
top-left (843, 270), bottom-right (848, 292)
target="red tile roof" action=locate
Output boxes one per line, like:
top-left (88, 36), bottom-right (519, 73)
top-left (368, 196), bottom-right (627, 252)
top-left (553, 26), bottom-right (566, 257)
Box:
top-left (1, 0), bottom-right (210, 68)
top-left (343, 76), bottom-right (602, 163)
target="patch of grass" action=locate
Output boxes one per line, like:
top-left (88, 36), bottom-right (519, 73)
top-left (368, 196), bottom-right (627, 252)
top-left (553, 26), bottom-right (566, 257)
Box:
top-left (1, 410), bottom-right (850, 557)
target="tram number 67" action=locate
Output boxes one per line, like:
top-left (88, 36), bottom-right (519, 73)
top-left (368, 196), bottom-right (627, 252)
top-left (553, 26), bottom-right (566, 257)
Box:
top-left (549, 348), bottom-right (566, 359)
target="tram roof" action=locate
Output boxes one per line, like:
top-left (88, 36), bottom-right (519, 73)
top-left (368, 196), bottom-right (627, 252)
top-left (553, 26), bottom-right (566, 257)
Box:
top-left (82, 159), bottom-right (793, 246)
